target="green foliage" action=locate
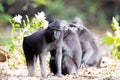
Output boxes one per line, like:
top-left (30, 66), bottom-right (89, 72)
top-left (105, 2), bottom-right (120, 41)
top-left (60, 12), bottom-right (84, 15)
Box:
top-left (44, 0), bottom-right (107, 26)
top-left (61, 6), bottom-right (86, 21)
top-left (0, 3), bottom-right (4, 12)
top-left (1, 12), bottom-right (48, 69)
top-left (0, 37), bottom-right (12, 45)
top-left (103, 17), bottom-right (120, 60)
top-left (0, 13), bottom-right (12, 23)
top-left (0, 0), bottom-right (15, 24)
top-left (45, 0), bottom-right (65, 17)
top-left (6, 0), bottom-right (16, 5)
top-left (31, 0), bottom-right (47, 7)
top-left (97, 12), bottom-right (107, 26)
top-left (45, 0), bottom-right (86, 22)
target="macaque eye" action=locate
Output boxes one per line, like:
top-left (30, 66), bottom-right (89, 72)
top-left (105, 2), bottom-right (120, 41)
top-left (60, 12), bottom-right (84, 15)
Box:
top-left (69, 23), bottom-right (77, 28)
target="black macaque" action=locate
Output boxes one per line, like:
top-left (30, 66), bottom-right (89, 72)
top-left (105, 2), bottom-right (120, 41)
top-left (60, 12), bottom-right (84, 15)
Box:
top-left (23, 20), bottom-right (67, 78)
top-left (49, 20), bottom-right (82, 75)
top-left (70, 17), bottom-right (102, 68)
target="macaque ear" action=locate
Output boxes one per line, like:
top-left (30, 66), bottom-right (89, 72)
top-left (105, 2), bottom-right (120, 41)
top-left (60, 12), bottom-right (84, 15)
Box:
top-left (70, 17), bottom-right (84, 31)
top-left (69, 23), bottom-right (83, 31)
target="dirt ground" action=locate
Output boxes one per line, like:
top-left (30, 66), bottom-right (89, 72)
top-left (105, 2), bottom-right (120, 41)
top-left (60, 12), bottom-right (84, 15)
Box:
top-left (0, 56), bottom-right (120, 80)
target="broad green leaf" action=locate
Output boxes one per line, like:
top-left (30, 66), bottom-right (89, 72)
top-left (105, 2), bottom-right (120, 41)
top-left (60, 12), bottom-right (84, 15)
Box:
top-left (116, 38), bottom-right (120, 45)
top-left (103, 35), bottom-right (114, 45)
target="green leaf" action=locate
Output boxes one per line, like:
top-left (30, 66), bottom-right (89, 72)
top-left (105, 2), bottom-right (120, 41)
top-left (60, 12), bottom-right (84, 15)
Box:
top-left (15, 23), bottom-right (20, 27)
top-left (116, 52), bottom-right (120, 59)
top-left (111, 17), bottom-right (119, 30)
top-left (116, 38), bottom-right (120, 46)
top-left (31, 0), bottom-right (47, 5)
top-left (23, 20), bottom-right (27, 28)
top-left (9, 44), bottom-right (15, 52)
top-left (103, 35), bottom-right (114, 45)
top-left (29, 27), bottom-right (34, 32)
top-left (25, 15), bottom-right (30, 23)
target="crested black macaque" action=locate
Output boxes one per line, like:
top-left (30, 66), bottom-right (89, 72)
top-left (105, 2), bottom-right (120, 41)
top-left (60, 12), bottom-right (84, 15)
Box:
top-left (23, 20), bottom-right (67, 78)
top-left (50, 20), bottom-right (82, 75)
top-left (70, 17), bottom-right (102, 68)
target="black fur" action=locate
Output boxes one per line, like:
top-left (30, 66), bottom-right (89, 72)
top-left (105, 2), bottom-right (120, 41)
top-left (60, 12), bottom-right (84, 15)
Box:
top-left (50, 21), bottom-right (82, 75)
top-left (23, 20), bottom-right (65, 78)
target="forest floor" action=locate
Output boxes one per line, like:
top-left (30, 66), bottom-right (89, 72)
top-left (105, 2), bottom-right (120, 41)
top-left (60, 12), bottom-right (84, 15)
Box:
top-left (0, 27), bottom-right (120, 80)
top-left (0, 56), bottom-right (120, 80)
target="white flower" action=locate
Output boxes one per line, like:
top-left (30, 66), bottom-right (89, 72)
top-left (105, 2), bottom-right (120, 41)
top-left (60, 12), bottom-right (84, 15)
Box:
top-left (43, 20), bottom-right (49, 29)
top-left (35, 11), bottom-right (46, 21)
top-left (13, 14), bottom-right (22, 23)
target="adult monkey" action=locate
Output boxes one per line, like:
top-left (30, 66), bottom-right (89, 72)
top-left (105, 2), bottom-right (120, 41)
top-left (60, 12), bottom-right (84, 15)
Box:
top-left (50, 20), bottom-right (82, 75)
top-left (23, 20), bottom-right (66, 78)
top-left (70, 17), bottom-right (102, 68)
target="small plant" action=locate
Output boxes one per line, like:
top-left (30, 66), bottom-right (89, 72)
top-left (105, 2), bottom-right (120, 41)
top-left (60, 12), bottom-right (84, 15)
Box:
top-left (6, 11), bottom-right (48, 69)
top-left (103, 17), bottom-right (120, 60)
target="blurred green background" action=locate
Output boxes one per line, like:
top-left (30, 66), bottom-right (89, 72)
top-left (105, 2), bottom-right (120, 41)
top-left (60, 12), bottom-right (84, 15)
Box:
top-left (0, 0), bottom-right (120, 30)
top-left (0, 0), bottom-right (120, 67)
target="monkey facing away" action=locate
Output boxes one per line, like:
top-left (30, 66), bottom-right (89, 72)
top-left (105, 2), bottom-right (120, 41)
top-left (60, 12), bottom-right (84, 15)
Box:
top-left (70, 17), bottom-right (102, 68)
